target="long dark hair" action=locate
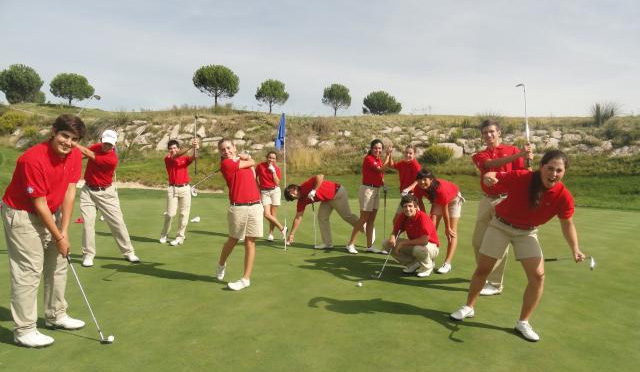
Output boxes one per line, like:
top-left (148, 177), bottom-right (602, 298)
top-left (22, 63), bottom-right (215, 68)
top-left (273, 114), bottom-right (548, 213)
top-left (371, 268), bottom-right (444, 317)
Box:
top-left (528, 150), bottom-right (569, 208)
top-left (416, 168), bottom-right (440, 201)
top-left (368, 139), bottom-right (383, 156)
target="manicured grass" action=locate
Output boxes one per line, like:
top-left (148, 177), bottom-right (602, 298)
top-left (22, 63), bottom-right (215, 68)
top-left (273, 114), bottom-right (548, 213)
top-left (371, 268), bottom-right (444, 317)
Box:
top-left (0, 190), bottom-right (638, 372)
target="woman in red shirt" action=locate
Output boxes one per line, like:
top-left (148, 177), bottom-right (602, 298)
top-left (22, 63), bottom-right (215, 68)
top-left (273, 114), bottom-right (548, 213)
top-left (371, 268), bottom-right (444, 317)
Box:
top-left (346, 139), bottom-right (391, 254)
top-left (255, 151), bottom-right (287, 241)
top-left (450, 150), bottom-right (585, 342)
top-left (415, 169), bottom-right (464, 274)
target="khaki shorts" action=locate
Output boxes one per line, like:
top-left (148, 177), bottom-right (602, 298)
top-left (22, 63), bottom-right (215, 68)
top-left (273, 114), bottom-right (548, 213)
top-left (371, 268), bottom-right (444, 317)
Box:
top-left (430, 192), bottom-right (465, 218)
top-left (260, 187), bottom-right (281, 206)
top-left (358, 185), bottom-right (380, 212)
top-left (479, 217), bottom-right (541, 260)
top-left (228, 203), bottom-right (264, 240)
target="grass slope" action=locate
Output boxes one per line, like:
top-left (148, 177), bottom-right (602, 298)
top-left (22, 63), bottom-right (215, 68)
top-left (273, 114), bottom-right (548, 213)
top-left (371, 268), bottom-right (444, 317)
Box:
top-left (0, 190), bottom-right (638, 372)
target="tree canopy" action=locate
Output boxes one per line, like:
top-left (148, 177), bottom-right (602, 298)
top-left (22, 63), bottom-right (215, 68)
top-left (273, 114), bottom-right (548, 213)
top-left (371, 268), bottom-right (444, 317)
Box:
top-left (0, 64), bottom-right (44, 104)
top-left (192, 65), bottom-right (239, 107)
top-left (50, 73), bottom-right (95, 106)
top-left (322, 83), bottom-right (351, 116)
top-left (363, 91), bottom-right (402, 115)
top-left (255, 79), bottom-right (289, 114)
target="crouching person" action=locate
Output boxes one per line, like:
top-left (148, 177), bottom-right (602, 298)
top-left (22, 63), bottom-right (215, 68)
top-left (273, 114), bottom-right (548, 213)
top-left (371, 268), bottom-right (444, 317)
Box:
top-left (383, 194), bottom-right (440, 278)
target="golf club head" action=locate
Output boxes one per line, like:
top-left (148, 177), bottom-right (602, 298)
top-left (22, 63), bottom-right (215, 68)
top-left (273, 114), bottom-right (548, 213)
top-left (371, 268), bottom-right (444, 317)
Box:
top-left (589, 256), bottom-right (596, 270)
top-left (100, 335), bottom-right (115, 344)
top-left (190, 186), bottom-right (198, 197)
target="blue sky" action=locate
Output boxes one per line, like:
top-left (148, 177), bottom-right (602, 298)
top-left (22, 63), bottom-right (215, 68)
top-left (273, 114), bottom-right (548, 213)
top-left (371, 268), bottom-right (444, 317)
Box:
top-left (1, 0), bottom-right (638, 116)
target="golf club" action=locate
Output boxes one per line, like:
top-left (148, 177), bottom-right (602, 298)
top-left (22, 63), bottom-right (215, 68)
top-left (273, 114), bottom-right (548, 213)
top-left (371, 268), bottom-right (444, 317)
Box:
top-left (545, 255), bottom-right (596, 270)
top-left (76, 94), bottom-right (101, 116)
top-left (66, 256), bottom-right (114, 344)
top-left (372, 230), bottom-right (403, 279)
top-left (190, 169), bottom-right (219, 197)
top-left (515, 83), bottom-right (531, 168)
top-left (382, 186), bottom-right (388, 242)
top-left (193, 115), bottom-right (198, 175)
top-left (311, 202), bottom-right (317, 248)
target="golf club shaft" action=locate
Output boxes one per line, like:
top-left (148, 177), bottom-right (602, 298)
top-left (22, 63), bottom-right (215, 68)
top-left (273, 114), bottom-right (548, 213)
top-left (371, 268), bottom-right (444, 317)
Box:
top-left (194, 115), bottom-right (198, 175)
top-left (376, 230), bottom-right (402, 278)
top-left (66, 256), bottom-right (106, 340)
top-left (192, 170), bottom-right (218, 188)
top-left (311, 202), bottom-right (317, 247)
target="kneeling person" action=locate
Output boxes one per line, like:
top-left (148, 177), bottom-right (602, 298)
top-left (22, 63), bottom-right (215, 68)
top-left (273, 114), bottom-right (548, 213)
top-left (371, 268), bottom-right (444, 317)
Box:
top-left (383, 194), bottom-right (440, 277)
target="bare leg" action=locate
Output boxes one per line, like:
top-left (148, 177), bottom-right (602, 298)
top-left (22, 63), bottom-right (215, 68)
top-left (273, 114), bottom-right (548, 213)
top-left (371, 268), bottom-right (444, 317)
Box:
top-left (347, 210), bottom-right (371, 246)
top-left (263, 204), bottom-right (283, 232)
top-left (466, 254), bottom-right (498, 308)
top-left (443, 217), bottom-right (459, 264)
top-left (242, 237), bottom-right (256, 279)
top-left (365, 209), bottom-right (378, 247)
top-left (519, 257), bottom-right (545, 321)
top-left (218, 237), bottom-right (239, 266)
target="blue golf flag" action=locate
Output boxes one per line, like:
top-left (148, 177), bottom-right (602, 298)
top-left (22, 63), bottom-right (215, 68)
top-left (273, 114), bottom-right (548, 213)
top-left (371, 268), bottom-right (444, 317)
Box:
top-left (275, 113), bottom-right (286, 150)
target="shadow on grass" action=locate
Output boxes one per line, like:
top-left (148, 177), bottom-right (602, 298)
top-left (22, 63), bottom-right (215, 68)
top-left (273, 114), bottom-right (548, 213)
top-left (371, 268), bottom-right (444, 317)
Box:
top-left (189, 229), bottom-right (230, 239)
top-left (300, 254), bottom-right (469, 292)
top-left (95, 231), bottom-right (159, 243)
top-left (101, 262), bottom-right (216, 283)
top-left (308, 297), bottom-right (513, 342)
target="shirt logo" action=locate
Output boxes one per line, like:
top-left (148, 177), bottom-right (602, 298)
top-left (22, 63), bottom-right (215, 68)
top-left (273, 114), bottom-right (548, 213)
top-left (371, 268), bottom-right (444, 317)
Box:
top-left (26, 186), bottom-right (34, 194)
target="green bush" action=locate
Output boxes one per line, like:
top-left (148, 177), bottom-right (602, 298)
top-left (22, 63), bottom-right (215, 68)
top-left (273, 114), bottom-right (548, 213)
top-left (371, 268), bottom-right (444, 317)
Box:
top-left (0, 111), bottom-right (27, 134)
top-left (419, 145), bottom-right (454, 164)
top-left (22, 125), bottom-right (38, 138)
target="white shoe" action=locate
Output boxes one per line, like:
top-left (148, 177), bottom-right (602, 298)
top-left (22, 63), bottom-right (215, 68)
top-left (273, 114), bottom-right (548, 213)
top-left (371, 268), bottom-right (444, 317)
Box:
top-left (450, 305), bottom-right (475, 321)
top-left (45, 315), bottom-right (85, 330)
top-left (416, 267), bottom-right (433, 277)
top-left (81, 256), bottom-right (94, 267)
top-left (314, 244), bottom-right (333, 250)
top-left (480, 282), bottom-right (502, 296)
top-left (402, 262), bottom-right (421, 274)
top-left (281, 226), bottom-right (288, 239)
top-left (124, 252), bottom-right (140, 263)
top-left (99, 215), bottom-right (105, 221)
top-left (267, 234), bottom-right (275, 242)
top-left (216, 264), bottom-right (226, 280)
top-left (228, 278), bottom-right (250, 291)
top-left (170, 237), bottom-right (184, 246)
top-left (14, 330), bottom-right (54, 348)
top-left (365, 246), bottom-right (383, 253)
top-left (515, 320), bottom-right (540, 342)
top-left (436, 262), bottom-right (452, 274)
top-left (346, 244), bottom-right (358, 254)
top-left (159, 235), bottom-right (167, 244)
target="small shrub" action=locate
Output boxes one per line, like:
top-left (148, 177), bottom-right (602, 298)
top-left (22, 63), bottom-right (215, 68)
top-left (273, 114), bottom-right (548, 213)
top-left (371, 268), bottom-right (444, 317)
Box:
top-left (310, 117), bottom-right (336, 136)
top-left (0, 111), bottom-right (28, 134)
top-left (22, 125), bottom-right (38, 138)
top-left (591, 101), bottom-right (619, 127)
top-left (419, 145), bottom-right (454, 164)
top-left (448, 128), bottom-right (463, 142)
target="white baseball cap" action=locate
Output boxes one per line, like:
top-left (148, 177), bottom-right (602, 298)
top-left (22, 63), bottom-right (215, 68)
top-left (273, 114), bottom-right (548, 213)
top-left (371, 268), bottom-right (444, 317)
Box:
top-left (101, 130), bottom-right (118, 145)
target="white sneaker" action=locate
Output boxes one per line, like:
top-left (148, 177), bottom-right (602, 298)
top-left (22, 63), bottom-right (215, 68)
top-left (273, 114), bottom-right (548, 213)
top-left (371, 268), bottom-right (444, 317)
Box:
top-left (14, 330), bottom-right (54, 348)
top-left (124, 252), bottom-right (140, 263)
top-left (45, 315), bottom-right (85, 330)
top-left (480, 282), bottom-right (502, 296)
top-left (436, 262), bottom-right (452, 274)
top-left (281, 226), bottom-right (288, 239)
top-left (159, 235), bottom-right (167, 244)
top-left (346, 244), bottom-right (358, 254)
top-left (216, 264), bottom-right (226, 280)
top-left (450, 305), bottom-right (475, 321)
top-left (81, 256), bottom-right (94, 267)
top-left (227, 278), bottom-right (250, 291)
top-left (515, 320), bottom-right (540, 342)
top-left (99, 215), bottom-right (105, 221)
top-left (365, 246), bottom-right (383, 253)
top-left (416, 267), bottom-right (433, 277)
top-left (314, 244), bottom-right (333, 250)
top-left (170, 237), bottom-right (184, 246)
top-left (267, 234), bottom-right (275, 242)
top-left (402, 262), bottom-right (421, 274)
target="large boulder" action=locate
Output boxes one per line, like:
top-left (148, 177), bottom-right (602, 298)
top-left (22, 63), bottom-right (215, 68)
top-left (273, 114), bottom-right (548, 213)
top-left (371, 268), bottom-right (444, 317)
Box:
top-left (439, 142), bottom-right (464, 158)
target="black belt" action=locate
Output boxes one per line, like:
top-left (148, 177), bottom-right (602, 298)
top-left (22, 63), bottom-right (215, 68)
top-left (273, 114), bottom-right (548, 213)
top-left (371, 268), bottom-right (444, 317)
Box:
top-left (231, 201), bottom-right (261, 206)
top-left (87, 184), bottom-right (111, 191)
top-left (485, 193), bottom-right (507, 199)
top-left (362, 183), bottom-right (381, 188)
top-left (496, 216), bottom-right (535, 231)
top-left (260, 187), bottom-right (277, 191)
top-left (170, 183), bottom-right (189, 187)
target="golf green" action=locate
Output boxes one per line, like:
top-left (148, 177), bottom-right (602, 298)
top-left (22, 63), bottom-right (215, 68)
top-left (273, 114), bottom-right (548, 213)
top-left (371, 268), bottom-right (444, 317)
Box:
top-left (0, 189), bottom-right (637, 372)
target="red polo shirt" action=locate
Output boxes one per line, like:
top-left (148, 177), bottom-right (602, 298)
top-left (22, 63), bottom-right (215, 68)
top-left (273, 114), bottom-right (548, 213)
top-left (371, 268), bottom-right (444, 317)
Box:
top-left (84, 143), bottom-right (117, 187)
top-left (296, 177), bottom-right (339, 212)
top-left (362, 154), bottom-right (384, 187)
top-left (392, 209), bottom-right (440, 246)
top-left (495, 170), bottom-right (574, 229)
top-left (220, 158), bottom-right (261, 204)
top-left (472, 144), bottom-right (525, 196)
top-left (255, 161), bottom-right (282, 189)
top-left (393, 159), bottom-right (421, 191)
top-left (164, 155), bottom-right (194, 184)
top-left (2, 141), bottom-right (82, 213)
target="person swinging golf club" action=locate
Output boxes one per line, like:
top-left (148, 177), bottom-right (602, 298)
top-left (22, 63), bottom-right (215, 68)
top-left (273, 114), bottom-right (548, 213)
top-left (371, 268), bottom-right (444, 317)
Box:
top-left (1, 114), bottom-right (87, 348)
top-left (215, 139), bottom-right (263, 291)
top-left (284, 174), bottom-right (360, 249)
top-left (382, 194), bottom-right (440, 277)
top-left (450, 150), bottom-right (585, 342)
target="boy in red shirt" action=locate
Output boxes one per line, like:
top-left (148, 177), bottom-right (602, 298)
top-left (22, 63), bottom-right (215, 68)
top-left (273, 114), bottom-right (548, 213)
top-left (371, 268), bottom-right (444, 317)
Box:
top-left (75, 129), bottom-right (140, 267)
top-left (1, 114), bottom-right (86, 348)
top-left (283, 174), bottom-right (359, 248)
top-left (382, 194), bottom-right (440, 277)
top-left (471, 119), bottom-right (532, 295)
top-left (160, 138), bottom-right (198, 246)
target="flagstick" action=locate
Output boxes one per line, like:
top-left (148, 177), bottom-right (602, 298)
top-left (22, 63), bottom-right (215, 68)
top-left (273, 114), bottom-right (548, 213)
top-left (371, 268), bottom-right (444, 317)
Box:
top-left (283, 124), bottom-right (288, 252)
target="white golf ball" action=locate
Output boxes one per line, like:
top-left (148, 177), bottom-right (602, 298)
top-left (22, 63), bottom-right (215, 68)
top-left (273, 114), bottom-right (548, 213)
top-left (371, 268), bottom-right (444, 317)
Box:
top-left (107, 335), bottom-right (115, 342)
top-left (356, 282), bottom-right (363, 287)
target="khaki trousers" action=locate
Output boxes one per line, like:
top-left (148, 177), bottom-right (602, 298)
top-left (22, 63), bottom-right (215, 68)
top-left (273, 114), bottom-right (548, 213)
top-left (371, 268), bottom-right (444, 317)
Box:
top-left (471, 195), bottom-right (509, 289)
top-left (161, 185), bottom-right (192, 239)
top-left (317, 187), bottom-right (359, 246)
top-left (2, 205), bottom-right (69, 336)
top-left (384, 240), bottom-right (440, 271)
top-left (80, 185), bottom-right (134, 259)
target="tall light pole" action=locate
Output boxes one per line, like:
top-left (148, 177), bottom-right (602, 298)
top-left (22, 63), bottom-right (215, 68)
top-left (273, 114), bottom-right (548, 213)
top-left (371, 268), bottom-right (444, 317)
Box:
top-left (77, 94), bottom-right (102, 115)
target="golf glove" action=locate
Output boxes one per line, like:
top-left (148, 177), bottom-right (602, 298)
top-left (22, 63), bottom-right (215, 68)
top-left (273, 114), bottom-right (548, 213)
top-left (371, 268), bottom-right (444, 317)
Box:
top-left (308, 189), bottom-right (317, 201)
top-left (268, 164), bottom-right (276, 173)
top-left (400, 190), bottom-right (409, 197)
